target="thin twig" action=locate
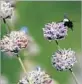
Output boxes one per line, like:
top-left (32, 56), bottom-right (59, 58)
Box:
top-left (69, 69), bottom-right (80, 84)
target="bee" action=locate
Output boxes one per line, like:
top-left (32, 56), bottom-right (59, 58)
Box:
top-left (63, 13), bottom-right (73, 31)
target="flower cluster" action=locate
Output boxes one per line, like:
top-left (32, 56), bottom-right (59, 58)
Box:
top-left (51, 48), bottom-right (77, 71)
top-left (42, 22), bottom-right (68, 41)
top-left (0, 0), bottom-right (14, 19)
top-left (0, 30), bottom-right (28, 55)
top-left (19, 67), bottom-right (53, 84)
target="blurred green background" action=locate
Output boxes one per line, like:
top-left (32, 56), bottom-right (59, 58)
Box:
top-left (1, 1), bottom-right (81, 84)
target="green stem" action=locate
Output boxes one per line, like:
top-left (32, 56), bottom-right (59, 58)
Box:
top-left (17, 55), bottom-right (27, 74)
top-left (69, 69), bottom-right (80, 84)
top-left (17, 55), bottom-right (32, 84)
top-left (3, 19), bottom-right (15, 33)
top-left (55, 40), bottom-right (61, 49)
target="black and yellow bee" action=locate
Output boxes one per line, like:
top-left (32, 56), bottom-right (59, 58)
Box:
top-left (63, 14), bottom-right (73, 31)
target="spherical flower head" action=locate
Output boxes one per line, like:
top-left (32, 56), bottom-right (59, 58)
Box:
top-left (51, 48), bottom-right (77, 71)
top-left (0, 35), bottom-right (20, 55)
top-left (43, 22), bottom-right (68, 41)
top-left (19, 67), bottom-right (53, 84)
top-left (0, 30), bottom-right (28, 55)
top-left (0, 0), bottom-right (14, 19)
top-left (9, 31), bottom-right (28, 48)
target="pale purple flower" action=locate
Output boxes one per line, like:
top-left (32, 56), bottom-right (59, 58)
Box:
top-left (19, 67), bottom-right (53, 84)
top-left (51, 48), bottom-right (77, 71)
top-left (0, 30), bottom-right (28, 55)
top-left (0, 0), bottom-right (14, 19)
top-left (9, 31), bottom-right (28, 48)
top-left (43, 22), bottom-right (68, 41)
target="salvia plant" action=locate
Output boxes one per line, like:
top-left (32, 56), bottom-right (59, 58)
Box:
top-left (0, 0), bottom-right (80, 84)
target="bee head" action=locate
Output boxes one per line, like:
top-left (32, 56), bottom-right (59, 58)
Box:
top-left (64, 20), bottom-right (73, 31)
top-left (63, 13), bottom-right (73, 31)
